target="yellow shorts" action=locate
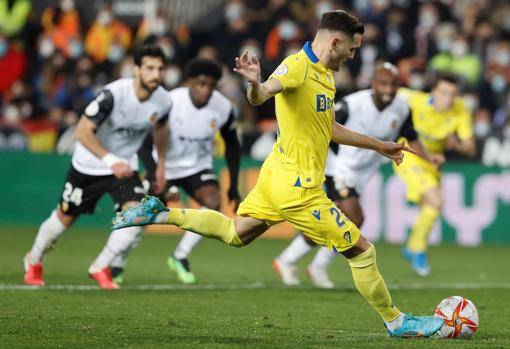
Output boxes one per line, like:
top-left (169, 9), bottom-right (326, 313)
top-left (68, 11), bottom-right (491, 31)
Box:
top-left (238, 155), bottom-right (360, 252)
top-left (393, 153), bottom-right (440, 204)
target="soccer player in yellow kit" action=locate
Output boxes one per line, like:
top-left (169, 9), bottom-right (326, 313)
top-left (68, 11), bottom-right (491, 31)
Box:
top-left (396, 73), bottom-right (476, 276)
top-left (113, 10), bottom-right (443, 337)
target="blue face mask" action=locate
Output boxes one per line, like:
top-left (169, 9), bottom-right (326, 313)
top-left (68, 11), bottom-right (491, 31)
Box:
top-left (0, 40), bottom-right (8, 57)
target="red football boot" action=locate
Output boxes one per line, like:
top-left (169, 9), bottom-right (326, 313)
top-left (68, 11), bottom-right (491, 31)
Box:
top-left (89, 267), bottom-right (119, 289)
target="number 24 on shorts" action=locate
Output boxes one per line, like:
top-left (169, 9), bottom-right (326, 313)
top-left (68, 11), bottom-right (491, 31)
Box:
top-left (62, 182), bottom-right (83, 206)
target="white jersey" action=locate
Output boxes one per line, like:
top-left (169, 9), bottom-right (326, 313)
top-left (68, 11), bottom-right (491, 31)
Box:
top-left (72, 78), bottom-right (171, 176)
top-left (325, 89), bottom-right (414, 193)
top-left (164, 87), bottom-right (233, 180)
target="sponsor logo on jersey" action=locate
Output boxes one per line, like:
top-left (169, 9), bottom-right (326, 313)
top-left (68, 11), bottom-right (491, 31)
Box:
top-left (311, 209), bottom-right (321, 221)
top-left (316, 94), bottom-right (334, 112)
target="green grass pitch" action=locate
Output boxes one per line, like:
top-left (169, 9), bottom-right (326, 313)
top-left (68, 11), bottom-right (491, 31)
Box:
top-left (1, 226), bottom-right (509, 348)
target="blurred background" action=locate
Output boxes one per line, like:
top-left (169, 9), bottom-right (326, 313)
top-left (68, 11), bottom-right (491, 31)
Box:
top-left (0, 0), bottom-right (509, 244)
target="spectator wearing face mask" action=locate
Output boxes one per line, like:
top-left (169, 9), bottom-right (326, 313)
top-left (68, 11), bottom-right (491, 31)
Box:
top-left (0, 103), bottom-right (28, 151)
top-left (429, 33), bottom-right (482, 88)
top-left (84, 5), bottom-right (132, 65)
top-left (264, 17), bottom-right (301, 62)
top-left (414, 2), bottom-right (440, 59)
top-left (0, 34), bottom-right (26, 94)
top-left (41, 0), bottom-right (81, 59)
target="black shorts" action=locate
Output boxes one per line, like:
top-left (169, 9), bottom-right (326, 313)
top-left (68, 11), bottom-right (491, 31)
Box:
top-left (324, 175), bottom-right (359, 202)
top-left (59, 165), bottom-right (145, 216)
top-left (164, 169), bottom-right (219, 201)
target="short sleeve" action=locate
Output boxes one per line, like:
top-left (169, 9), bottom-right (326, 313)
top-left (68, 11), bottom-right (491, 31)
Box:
top-left (269, 55), bottom-right (308, 90)
top-left (455, 100), bottom-right (473, 140)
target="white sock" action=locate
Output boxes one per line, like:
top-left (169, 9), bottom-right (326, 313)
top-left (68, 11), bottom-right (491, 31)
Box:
top-left (28, 210), bottom-right (67, 263)
top-left (155, 211), bottom-right (169, 223)
top-left (278, 234), bottom-right (314, 265)
top-left (309, 247), bottom-right (337, 269)
top-left (174, 231), bottom-right (203, 260)
top-left (109, 229), bottom-right (144, 269)
top-left (90, 226), bottom-right (143, 272)
top-left (385, 312), bottom-right (405, 331)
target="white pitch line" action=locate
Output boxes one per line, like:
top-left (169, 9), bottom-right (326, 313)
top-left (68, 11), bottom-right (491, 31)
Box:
top-left (0, 282), bottom-right (510, 291)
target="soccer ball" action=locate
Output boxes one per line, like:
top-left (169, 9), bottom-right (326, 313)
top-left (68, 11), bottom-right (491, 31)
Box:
top-left (434, 296), bottom-right (479, 338)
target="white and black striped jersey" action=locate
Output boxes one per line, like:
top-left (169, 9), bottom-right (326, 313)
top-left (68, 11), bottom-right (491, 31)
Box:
top-left (164, 87), bottom-right (234, 180)
top-left (325, 89), bottom-right (417, 193)
top-left (72, 78), bottom-right (171, 176)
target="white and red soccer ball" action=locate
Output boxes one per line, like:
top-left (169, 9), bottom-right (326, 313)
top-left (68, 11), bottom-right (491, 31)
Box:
top-left (434, 296), bottom-right (479, 338)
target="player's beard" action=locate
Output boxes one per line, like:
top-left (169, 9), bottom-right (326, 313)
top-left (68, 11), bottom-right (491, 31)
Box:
top-left (140, 78), bottom-right (160, 94)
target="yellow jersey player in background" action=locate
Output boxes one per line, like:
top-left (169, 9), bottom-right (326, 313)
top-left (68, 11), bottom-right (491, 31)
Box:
top-left (112, 10), bottom-right (444, 337)
top-left (396, 73), bottom-right (476, 276)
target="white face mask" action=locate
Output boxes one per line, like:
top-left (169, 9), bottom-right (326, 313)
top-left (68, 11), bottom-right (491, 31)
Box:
top-left (108, 45), bottom-right (124, 63)
top-left (240, 45), bottom-right (261, 59)
top-left (315, 1), bottom-right (333, 19)
top-left (60, 0), bottom-right (74, 11)
top-left (408, 74), bottom-right (425, 90)
top-left (495, 50), bottom-right (510, 66)
top-left (97, 11), bottom-right (112, 26)
top-left (39, 37), bottom-right (55, 58)
top-left (69, 39), bottom-right (83, 59)
top-left (419, 12), bottom-right (438, 28)
top-left (225, 3), bottom-right (243, 22)
top-left (491, 75), bottom-right (507, 93)
top-left (164, 67), bottom-right (181, 88)
top-left (160, 44), bottom-right (175, 60)
top-left (450, 41), bottom-right (468, 57)
top-left (474, 121), bottom-right (491, 138)
top-left (151, 18), bottom-right (166, 36)
top-left (437, 38), bottom-right (451, 52)
top-left (278, 20), bottom-right (298, 41)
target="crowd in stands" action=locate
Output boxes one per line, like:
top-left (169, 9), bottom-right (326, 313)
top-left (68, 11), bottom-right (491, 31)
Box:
top-left (1, 0), bottom-right (510, 157)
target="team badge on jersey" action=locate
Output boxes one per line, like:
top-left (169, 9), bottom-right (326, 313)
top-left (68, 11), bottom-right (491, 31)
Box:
top-left (273, 64), bottom-right (288, 76)
top-left (311, 209), bottom-right (321, 221)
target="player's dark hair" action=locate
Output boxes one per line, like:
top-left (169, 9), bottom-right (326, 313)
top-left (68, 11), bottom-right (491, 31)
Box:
top-left (432, 72), bottom-right (459, 88)
top-left (185, 58), bottom-right (223, 81)
top-left (318, 10), bottom-right (364, 37)
top-left (133, 44), bottom-right (166, 66)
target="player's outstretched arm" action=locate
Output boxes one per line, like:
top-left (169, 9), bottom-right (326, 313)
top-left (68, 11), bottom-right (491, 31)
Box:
top-left (233, 51), bottom-right (282, 105)
top-left (152, 119), bottom-right (169, 194)
top-left (331, 120), bottom-right (416, 165)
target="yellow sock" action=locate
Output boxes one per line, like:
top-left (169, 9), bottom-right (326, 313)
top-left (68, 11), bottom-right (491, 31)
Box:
top-left (348, 245), bottom-right (401, 322)
top-left (407, 205), bottom-right (440, 253)
top-left (166, 209), bottom-right (244, 247)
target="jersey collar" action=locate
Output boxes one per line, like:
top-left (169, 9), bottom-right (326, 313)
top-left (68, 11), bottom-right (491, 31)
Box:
top-left (303, 41), bottom-right (319, 63)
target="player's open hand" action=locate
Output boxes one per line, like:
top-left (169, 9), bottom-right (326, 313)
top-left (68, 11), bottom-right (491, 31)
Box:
top-left (377, 141), bottom-right (417, 166)
top-left (233, 51), bottom-right (261, 84)
top-left (111, 163), bottom-right (133, 179)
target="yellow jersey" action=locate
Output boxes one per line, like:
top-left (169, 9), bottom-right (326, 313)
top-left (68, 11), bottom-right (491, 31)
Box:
top-left (399, 88), bottom-right (473, 155)
top-left (269, 42), bottom-right (336, 188)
